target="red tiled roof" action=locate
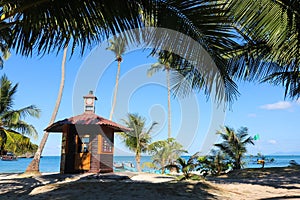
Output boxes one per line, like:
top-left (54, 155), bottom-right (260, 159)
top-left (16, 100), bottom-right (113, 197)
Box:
top-left (45, 112), bottom-right (130, 132)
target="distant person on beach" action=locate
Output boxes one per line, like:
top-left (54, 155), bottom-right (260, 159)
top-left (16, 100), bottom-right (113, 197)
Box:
top-left (257, 159), bottom-right (265, 168)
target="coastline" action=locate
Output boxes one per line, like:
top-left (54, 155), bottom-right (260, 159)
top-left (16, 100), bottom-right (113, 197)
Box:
top-left (0, 166), bottom-right (299, 199)
top-left (1, 154), bottom-right (299, 174)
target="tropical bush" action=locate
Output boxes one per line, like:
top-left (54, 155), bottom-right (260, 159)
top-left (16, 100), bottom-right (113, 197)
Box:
top-left (215, 126), bottom-right (254, 170)
top-left (147, 138), bottom-right (187, 174)
top-left (197, 150), bottom-right (231, 176)
top-left (165, 152), bottom-right (200, 180)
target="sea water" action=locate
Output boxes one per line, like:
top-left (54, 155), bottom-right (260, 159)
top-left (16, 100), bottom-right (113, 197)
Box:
top-left (0, 155), bottom-right (299, 173)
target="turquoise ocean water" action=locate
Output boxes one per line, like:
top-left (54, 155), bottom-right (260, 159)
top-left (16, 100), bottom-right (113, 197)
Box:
top-left (0, 155), bottom-right (299, 173)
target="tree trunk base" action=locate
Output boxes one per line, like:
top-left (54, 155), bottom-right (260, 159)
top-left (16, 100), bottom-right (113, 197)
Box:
top-left (25, 157), bottom-right (40, 173)
top-left (21, 171), bottom-right (42, 177)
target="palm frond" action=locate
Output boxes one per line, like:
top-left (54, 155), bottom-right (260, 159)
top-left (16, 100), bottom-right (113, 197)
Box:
top-left (147, 62), bottom-right (165, 77)
top-left (7, 121), bottom-right (38, 139)
top-left (226, 0), bottom-right (300, 99)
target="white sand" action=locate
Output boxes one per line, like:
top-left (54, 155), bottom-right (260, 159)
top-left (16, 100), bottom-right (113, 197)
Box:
top-left (0, 167), bottom-right (299, 199)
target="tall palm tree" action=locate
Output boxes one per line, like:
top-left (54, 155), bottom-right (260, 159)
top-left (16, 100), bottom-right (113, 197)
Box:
top-left (148, 138), bottom-right (187, 173)
top-left (120, 113), bottom-right (157, 172)
top-left (215, 126), bottom-right (254, 170)
top-left (148, 51), bottom-right (175, 138)
top-left (107, 36), bottom-right (126, 120)
top-left (0, 45), bottom-right (10, 69)
top-left (0, 75), bottom-right (40, 155)
top-left (26, 45), bottom-right (68, 174)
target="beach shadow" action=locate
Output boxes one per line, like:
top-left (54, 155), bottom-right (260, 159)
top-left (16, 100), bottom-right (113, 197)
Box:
top-left (0, 173), bottom-right (219, 199)
top-left (30, 181), bottom-right (218, 199)
top-left (260, 196), bottom-right (300, 200)
top-left (207, 167), bottom-right (300, 190)
top-left (0, 173), bottom-right (85, 199)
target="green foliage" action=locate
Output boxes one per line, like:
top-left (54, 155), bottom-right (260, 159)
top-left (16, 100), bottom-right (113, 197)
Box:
top-left (147, 51), bottom-right (176, 77)
top-left (107, 36), bottom-right (127, 61)
top-left (141, 161), bottom-right (157, 170)
top-left (215, 126), bottom-right (254, 170)
top-left (0, 0), bottom-right (155, 56)
top-left (1, 0), bottom-right (300, 103)
top-left (3, 130), bottom-right (38, 156)
top-left (226, 0), bottom-right (300, 100)
top-left (165, 152), bottom-right (199, 180)
top-left (0, 75), bottom-right (40, 154)
top-left (119, 113), bottom-right (157, 171)
top-left (148, 138), bottom-right (187, 174)
top-left (0, 0), bottom-right (242, 105)
top-left (197, 150), bottom-right (231, 176)
top-left (120, 113), bottom-right (156, 153)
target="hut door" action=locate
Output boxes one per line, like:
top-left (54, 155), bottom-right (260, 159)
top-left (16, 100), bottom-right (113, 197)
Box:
top-left (74, 135), bottom-right (91, 171)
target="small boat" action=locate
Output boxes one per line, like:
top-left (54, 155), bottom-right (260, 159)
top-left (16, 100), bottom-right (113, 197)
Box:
top-left (113, 161), bottom-right (137, 172)
top-left (123, 162), bottom-right (137, 172)
top-left (1, 152), bottom-right (17, 161)
top-left (113, 162), bottom-right (124, 169)
top-left (289, 160), bottom-right (300, 166)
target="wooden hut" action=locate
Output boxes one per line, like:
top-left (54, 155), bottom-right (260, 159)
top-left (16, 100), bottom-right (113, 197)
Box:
top-left (45, 91), bottom-right (129, 174)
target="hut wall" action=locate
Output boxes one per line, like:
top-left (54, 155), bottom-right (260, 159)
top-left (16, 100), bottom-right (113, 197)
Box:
top-left (98, 126), bottom-right (114, 173)
top-left (60, 125), bottom-right (67, 173)
top-left (60, 124), bottom-right (115, 174)
top-left (63, 125), bottom-right (77, 173)
top-left (89, 133), bottom-right (100, 173)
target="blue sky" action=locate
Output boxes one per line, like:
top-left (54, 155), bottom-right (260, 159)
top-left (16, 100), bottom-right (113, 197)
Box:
top-left (2, 44), bottom-right (300, 156)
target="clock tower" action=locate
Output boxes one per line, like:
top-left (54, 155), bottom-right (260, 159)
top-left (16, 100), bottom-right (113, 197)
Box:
top-left (83, 90), bottom-right (97, 113)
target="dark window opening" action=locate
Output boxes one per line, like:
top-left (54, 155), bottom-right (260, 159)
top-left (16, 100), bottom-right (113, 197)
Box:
top-left (79, 136), bottom-right (90, 153)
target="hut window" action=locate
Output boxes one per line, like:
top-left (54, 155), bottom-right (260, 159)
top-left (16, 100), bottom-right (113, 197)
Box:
top-left (79, 136), bottom-right (90, 153)
top-left (102, 138), bottom-right (112, 153)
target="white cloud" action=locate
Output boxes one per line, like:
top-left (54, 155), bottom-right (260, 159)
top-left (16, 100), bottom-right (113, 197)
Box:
top-left (296, 99), bottom-right (300, 105)
top-left (247, 113), bottom-right (257, 118)
top-left (260, 101), bottom-right (292, 110)
top-left (267, 139), bottom-right (277, 145)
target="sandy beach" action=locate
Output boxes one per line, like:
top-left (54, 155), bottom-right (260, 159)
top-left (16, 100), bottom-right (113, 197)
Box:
top-left (0, 167), bottom-right (299, 200)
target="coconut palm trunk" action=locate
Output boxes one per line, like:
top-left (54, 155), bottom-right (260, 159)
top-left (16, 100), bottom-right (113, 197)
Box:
top-left (135, 151), bottom-right (141, 172)
top-left (109, 58), bottom-right (121, 120)
top-left (25, 46), bottom-right (68, 174)
top-left (166, 67), bottom-right (171, 139)
top-left (147, 60), bottom-right (173, 139)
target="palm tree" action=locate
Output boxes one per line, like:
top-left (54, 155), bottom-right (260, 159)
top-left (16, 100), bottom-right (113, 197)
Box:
top-left (0, 75), bottom-right (40, 155)
top-left (197, 149), bottom-right (230, 176)
top-left (26, 45), bottom-right (68, 174)
top-left (107, 36), bottom-right (126, 120)
top-left (165, 152), bottom-right (199, 180)
top-left (148, 51), bottom-right (174, 138)
top-left (215, 126), bottom-right (254, 170)
top-left (148, 138), bottom-right (187, 174)
top-left (225, 0), bottom-right (300, 100)
top-left (120, 113), bottom-right (157, 172)
top-left (0, 44), bottom-right (10, 69)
